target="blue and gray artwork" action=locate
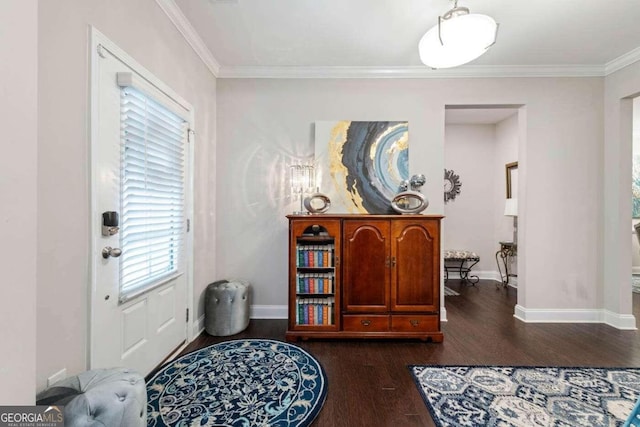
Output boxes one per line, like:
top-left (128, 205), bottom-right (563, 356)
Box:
top-left (315, 121), bottom-right (409, 214)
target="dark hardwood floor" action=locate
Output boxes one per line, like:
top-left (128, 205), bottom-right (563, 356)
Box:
top-left (179, 280), bottom-right (640, 427)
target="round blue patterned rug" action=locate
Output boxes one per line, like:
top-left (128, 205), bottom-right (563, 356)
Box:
top-left (147, 339), bottom-right (327, 427)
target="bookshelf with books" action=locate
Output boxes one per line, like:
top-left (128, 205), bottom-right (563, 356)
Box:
top-left (286, 214), bottom-right (443, 342)
top-left (287, 218), bottom-right (341, 338)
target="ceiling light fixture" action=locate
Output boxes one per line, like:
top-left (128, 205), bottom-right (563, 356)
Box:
top-left (418, 0), bottom-right (498, 69)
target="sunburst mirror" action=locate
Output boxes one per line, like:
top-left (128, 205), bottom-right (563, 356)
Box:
top-left (444, 169), bottom-right (462, 203)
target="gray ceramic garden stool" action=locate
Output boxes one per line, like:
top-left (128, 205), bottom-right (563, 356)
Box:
top-left (205, 279), bottom-right (251, 336)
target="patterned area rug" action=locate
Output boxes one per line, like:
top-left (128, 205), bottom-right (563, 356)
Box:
top-left (633, 275), bottom-right (640, 293)
top-left (410, 365), bottom-right (640, 427)
top-left (147, 339), bottom-right (327, 427)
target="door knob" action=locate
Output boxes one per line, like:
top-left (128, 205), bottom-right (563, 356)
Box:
top-left (102, 246), bottom-right (122, 259)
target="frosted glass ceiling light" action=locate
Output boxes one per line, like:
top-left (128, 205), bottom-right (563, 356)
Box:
top-left (419, 0), bottom-right (498, 69)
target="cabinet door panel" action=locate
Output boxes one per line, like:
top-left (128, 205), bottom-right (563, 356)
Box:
top-left (391, 220), bottom-right (439, 312)
top-left (343, 220), bottom-right (390, 312)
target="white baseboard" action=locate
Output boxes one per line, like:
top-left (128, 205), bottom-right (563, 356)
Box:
top-left (228, 303), bottom-right (635, 330)
top-left (514, 304), bottom-right (637, 330)
top-left (603, 310), bottom-right (637, 330)
top-left (243, 302), bottom-right (637, 330)
top-left (201, 300), bottom-right (637, 330)
top-left (248, 304), bottom-right (451, 323)
top-left (633, 267), bottom-right (640, 275)
top-left (191, 307), bottom-right (287, 339)
top-left (514, 305), bottom-right (601, 323)
top-left (445, 270), bottom-right (502, 282)
top-left (193, 314), bottom-right (205, 338)
top-left (251, 304), bottom-right (288, 319)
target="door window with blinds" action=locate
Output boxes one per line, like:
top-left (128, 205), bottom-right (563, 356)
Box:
top-left (119, 82), bottom-right (188, 302)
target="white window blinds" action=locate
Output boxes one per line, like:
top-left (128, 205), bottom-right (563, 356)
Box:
top-left (120, 86), bottom-right (187, 301)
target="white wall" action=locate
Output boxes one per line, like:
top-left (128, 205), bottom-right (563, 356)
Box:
top-left (633, 98), bottom-right (640, 273)
top-left (36, 0), bottom-right (217, 392)
top-left (443, 124), bottom-right (499, 274)
top-left (633, 222), bottom-right (640, 273)
top-left (604, 61), bottom-right (640, 325)
top-left (217, 77), bottom-right (604, 321)
top-left (0, 0), bottom-right (38, 404)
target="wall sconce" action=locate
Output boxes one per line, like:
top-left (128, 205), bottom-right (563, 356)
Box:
top-left (290, 162), bottom-right (316, 214)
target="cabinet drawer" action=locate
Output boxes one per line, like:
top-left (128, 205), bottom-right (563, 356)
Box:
top-left (391, 315), bottom-right (438, 332)
top-left (342, 315), bottom-right (390, 332)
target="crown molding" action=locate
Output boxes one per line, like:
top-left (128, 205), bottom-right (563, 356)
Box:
top-left (605, 46), bottom-right (640, 76)
top-left (154, 0), bottom-right (220, 77)
top-left (153, 0), bottom-right (639, 80)
top-left (217, 64), bottom-right (606, 79)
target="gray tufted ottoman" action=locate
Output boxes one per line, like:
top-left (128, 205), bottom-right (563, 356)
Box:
top-left (36, 367), bottom-right (146, 427)
top-left (205, 279), bottom-right (251, 336)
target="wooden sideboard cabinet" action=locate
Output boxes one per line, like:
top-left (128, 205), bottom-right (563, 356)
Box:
top-left (286, 214), bottom-right (443, 342)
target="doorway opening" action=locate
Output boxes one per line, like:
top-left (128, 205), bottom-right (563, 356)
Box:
top-left (442, 104), bottom-right (524, 316)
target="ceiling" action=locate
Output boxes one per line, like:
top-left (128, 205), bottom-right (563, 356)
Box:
top-left (172, 0), bottom-right (640, 77)
top-left (445, 108), bottom-right (517, 125)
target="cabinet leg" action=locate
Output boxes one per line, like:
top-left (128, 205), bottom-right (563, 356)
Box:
top-left (421, 334), bottom-right (444, 343)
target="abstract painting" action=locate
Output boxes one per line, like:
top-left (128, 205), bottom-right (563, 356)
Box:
top-left (315, 121), bottom-right (409, 213)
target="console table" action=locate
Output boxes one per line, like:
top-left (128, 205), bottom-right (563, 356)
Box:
top-left (495, 241), bottom-right (517, 288)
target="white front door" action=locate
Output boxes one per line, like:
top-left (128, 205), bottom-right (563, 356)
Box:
top-left (89, 30), bottom-right (192, 375)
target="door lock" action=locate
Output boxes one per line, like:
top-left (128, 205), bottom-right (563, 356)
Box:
top-left (102, 211), bottom-right (119, 236)
top-left (102, 246), bottom-right (122, 259)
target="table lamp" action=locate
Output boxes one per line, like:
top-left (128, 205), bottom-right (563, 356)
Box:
top-left (290, 163), bottom-right (315, 214)
top-left (504, 198), bottom-right (518, 245)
